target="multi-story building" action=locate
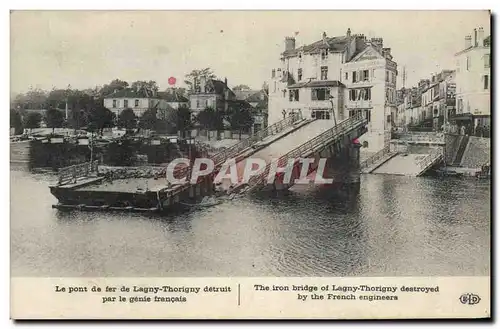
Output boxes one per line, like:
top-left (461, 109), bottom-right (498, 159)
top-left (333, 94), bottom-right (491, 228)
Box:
top-left (103, 88), bottom-right (188, 117)
top-left (454, 27), bottom-right (491, 130)
top-left (234, 89), bottom-right (269, 132)
top-left (268, 28), bottom-right (398, 152)
top-left (189, 78), bottom-right (236, 115)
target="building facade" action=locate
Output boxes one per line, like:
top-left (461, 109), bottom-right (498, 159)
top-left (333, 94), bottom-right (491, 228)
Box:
top-left (104, 88), bottom-right (188, 117)
top-left (268, 29), bottom-right (398, 152)
top-left (454, 27), bottom-right (491, 129)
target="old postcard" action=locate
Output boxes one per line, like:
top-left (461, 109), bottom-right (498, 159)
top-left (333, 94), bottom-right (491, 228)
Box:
top-left (9, 10), bottom-right (491, 319)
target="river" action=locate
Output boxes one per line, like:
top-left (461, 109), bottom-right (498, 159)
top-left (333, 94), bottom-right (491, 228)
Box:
top-left (10, 164), bottom-right (490, 277)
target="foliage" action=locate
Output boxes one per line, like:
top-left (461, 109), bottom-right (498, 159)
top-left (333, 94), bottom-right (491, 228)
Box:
top-left (176, 105), bottom-right (192, 138)
top-left (139, 108), bottom-right (158, 131)
top-left (10, 110), bottom-right (23, 134)
top-left (45, 108), bottom-right (65, 131)
top-left (99, 79), bottom-right (129, 97)
top-left (131, 80), bottom-right (159, 96)
top-left (195, 107), bottom-right (225, 140)
top-left (23, 112), bottom-right (42, 130)
top-left (228, 103), bottom-right (254, 139)
top-left (185, 68), bottom-right (216, 92)
top-left (118, 108), bottom-right (137, 130)
top-left (87, 105), bottom-right (115, 134)
top-left (232, 84), bottom-right (251, 91)
top-left (11, 88), bottom-right (48, 110)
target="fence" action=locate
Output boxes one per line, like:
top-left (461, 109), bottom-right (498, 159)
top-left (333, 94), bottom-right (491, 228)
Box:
top-left (416, 149), bottom-right (443, 173)
top-left (58, 160), bottom-right (99, 185)
top-left (359, 145), bottom-right (391, 170)
top-left (246, 113), bottom-right (367, 190)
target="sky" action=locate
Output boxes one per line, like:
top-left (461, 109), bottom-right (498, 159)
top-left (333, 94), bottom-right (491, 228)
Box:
top-left (10, 10), bottom-right (490, 94)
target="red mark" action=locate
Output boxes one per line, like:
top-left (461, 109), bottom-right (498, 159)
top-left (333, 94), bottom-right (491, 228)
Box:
top-left (168, 77), bottom-right (177, 85)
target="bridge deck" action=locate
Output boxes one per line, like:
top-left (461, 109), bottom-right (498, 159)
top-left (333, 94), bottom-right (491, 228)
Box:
top-left (220, 119), bottom-right (340, 188)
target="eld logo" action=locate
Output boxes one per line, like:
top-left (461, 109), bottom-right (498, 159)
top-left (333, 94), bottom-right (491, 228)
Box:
top-left (459, 293), bottom-right (481, 305)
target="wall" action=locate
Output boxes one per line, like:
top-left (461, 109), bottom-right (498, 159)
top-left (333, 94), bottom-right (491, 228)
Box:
top-left (104, 97), bottom-right (172, 117)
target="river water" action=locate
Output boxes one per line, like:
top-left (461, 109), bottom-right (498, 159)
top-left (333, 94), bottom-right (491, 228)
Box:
top-left (10, 164), bottom-right (490, 277)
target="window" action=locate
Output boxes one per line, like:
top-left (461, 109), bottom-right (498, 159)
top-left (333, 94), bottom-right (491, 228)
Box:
top-left (466, 56), bottom-right (470, 71)
top-left (272, 69), bottom-right (276, 78)
top-left (345, 72), bottom-right (348, 80)
top-left (196, 100), bottom-right (200, 108)
top-left (363, 70), bottom-right (369, 81)
top-left (273, 81), bottom-right (277, 92)
top-left (385, 71), bottom-right (389, 82)
top-left (283, 90), bottom-right (287, 98)
top-left (352, 71), bottom-right (357, 83)
top-left (321, 49), bottom-right (328, 60)
top-left (364, 88), bottom-right (371, 100)
top-left (485, 54), bottom-right (490, 68)
top-left (364, 110), bottom-right (371, 123)
top-left (311, 88), bottom-right (330, 101)
top-left (289, 89), bottom-right (299, 102)
top-left (320, 66), bottom-right (328, 80)
top-left (299, 52), bottom-right (302, 60)
top-left (135, 99), bottom-right (139, 107)
top-left (124, 100), bottom-right (128, 108)
top-left (112, 100), bottom-right (117, 108)
top-left (484, 75), bottom-right (489, 90)
top-left (298, 68), bottom-right (302, 81)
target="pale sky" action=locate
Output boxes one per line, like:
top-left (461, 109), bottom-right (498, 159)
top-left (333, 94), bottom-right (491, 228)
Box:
top-left (10, 10), bottom-right (490, 94)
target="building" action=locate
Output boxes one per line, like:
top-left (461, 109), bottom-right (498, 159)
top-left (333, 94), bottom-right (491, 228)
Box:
top-left (189, 78), bottom-right (236, 116)
top-left (454, 27), bottom-right (491, 130)
top-left (268, 29), bottom-right (398, 152)
top-left (103, 87), bottom-right (188, 117)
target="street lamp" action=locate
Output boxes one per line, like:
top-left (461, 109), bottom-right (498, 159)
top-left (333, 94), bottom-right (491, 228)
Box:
top-left (329, 96), bottom-right (337, 127)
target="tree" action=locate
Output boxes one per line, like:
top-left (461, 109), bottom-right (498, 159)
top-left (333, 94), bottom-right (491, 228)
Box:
top-left (165, 87), bottom-right (187, 98)
top-left (23, 112), bottom-right (42, 132)
top-left (232, 84), bottom-right (251, 91)
top-left (139, 108), bottom-right (158, 131)
top-left (176, 105), bottom-right (192, 138)
top-left (46, 89), bottom-right (70, 110)
top-left (131, 80), bottom-right (159, 97)
top-left (185, 68), bottom-right (216, 92)
top-left (10, 109), bottom-right (23, 135)
top-left (45, 108), bottom-right (65, 133)
top-left (195, 107), bottom-right (225, 140)
top-left (118, 108), bottom-right (137, 131)
top-left (228, 104), bottom-right (254, 139)
top-left (87, 105), bottom-right (115, 134)
top-left (99, 79), bottom-right (129, 97)
top-left (11, 88), bottom-right (48, 110)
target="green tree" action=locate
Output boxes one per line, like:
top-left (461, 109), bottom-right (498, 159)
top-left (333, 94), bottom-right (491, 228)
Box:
top-left (228, 104), bottom-right (254, 139)
top-left (118, 108), bottom-right (137, 131)
top-left (23, 112), bottom-right (42, 132)
top-left (232, 84), bottom-right (251, 91)
top-left (185, 68), bottom-right (216, 92)
top-left (87, 105), bottom-right (115, 134)
top-left (139, 108), bottom-right (158, 131)
top-left (99, 79), bottom-right (129, 97)
top-left (176, 105), bottom-right (192, 138)
top-left (44, 108), bottom-right (65, 133)
top-left (10, 109), bottom-right (23, 135)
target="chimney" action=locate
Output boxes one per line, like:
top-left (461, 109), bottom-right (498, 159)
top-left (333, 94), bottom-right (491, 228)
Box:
top-left (285, 37), bottom-right (296, 51)
top-left (199, 76), bottom-right (207, 93)
top-left (346, 28), bottom-right (351, 37)
top-left (473, 28), bottom-right (478, 46)
top-left (322, 31), bottom-right (327, 41)
top-left (382, 47), bottom-right (391, 58)
top-left (371, 37), bottom-right (383, 49)
top-left (224, 77), bottom-right (228, 85)
top-left (478, 27), bottom-right (484, 46)
top-left (465, 35), bottom-right (472, 49)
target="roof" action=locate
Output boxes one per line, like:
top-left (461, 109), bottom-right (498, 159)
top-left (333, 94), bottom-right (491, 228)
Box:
top-left (105, 88), bottom-right (188, 102)
top-left (454, 35), bottom-right (491, 56)
top-left (191, 79), bottom-right (235, 98)
top-left (283, 36), bottom-right (350, 57)
top-left (288, 80), bottom-right (345, 89)
top-left (234, 90), bottom-right (267, 103)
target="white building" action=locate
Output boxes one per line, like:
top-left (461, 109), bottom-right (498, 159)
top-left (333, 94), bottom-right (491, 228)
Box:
top-left (104, 88), bottom-right (188, 117)
top-left (454, 27), bottom-right (491, 128)
top-left (268, 29), bottom-right (398, 152)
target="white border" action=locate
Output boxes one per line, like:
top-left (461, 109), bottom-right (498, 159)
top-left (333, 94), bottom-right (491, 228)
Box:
top-left (2, 2), bottom-right (498, 328)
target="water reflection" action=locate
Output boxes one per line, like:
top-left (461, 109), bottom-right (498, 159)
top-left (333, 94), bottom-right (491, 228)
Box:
top-left (10, 166), bottom-right (490, 277)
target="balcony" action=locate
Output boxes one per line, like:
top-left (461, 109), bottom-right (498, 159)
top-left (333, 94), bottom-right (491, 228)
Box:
top-left (347, 99), bottom-right (373, 109)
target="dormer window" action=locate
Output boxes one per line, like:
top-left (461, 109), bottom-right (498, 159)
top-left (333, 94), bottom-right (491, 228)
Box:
top-left (298, 68), bottom-right (303, 81)
top-left (321, 49), bottom-right (329, 60)
top-left (298, 52), bottom-right (302, 60)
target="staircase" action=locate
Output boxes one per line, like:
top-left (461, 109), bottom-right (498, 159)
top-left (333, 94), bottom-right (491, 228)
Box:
top-left (359, 145), bottom-right (398, 174)
top-left (452, 135), bottom-right (469, 166)
top-left (415, 149), bottom-right (444, 177)
top-left (243, 113), bottom-right (368, 193)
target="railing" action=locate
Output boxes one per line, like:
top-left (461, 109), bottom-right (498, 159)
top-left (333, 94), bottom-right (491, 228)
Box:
top-left (416, 149), bottom-right (443, 173)
top-left (359, 145), bottom-right (391, 170)
top-left (246, 113), bottom-right (368, 191)
top-left (58, 160), bottom-right (99, 185)
top-left (169, 112), bottom-right (303, 180)
top-left (393, 132), bottom-right (444, 143)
